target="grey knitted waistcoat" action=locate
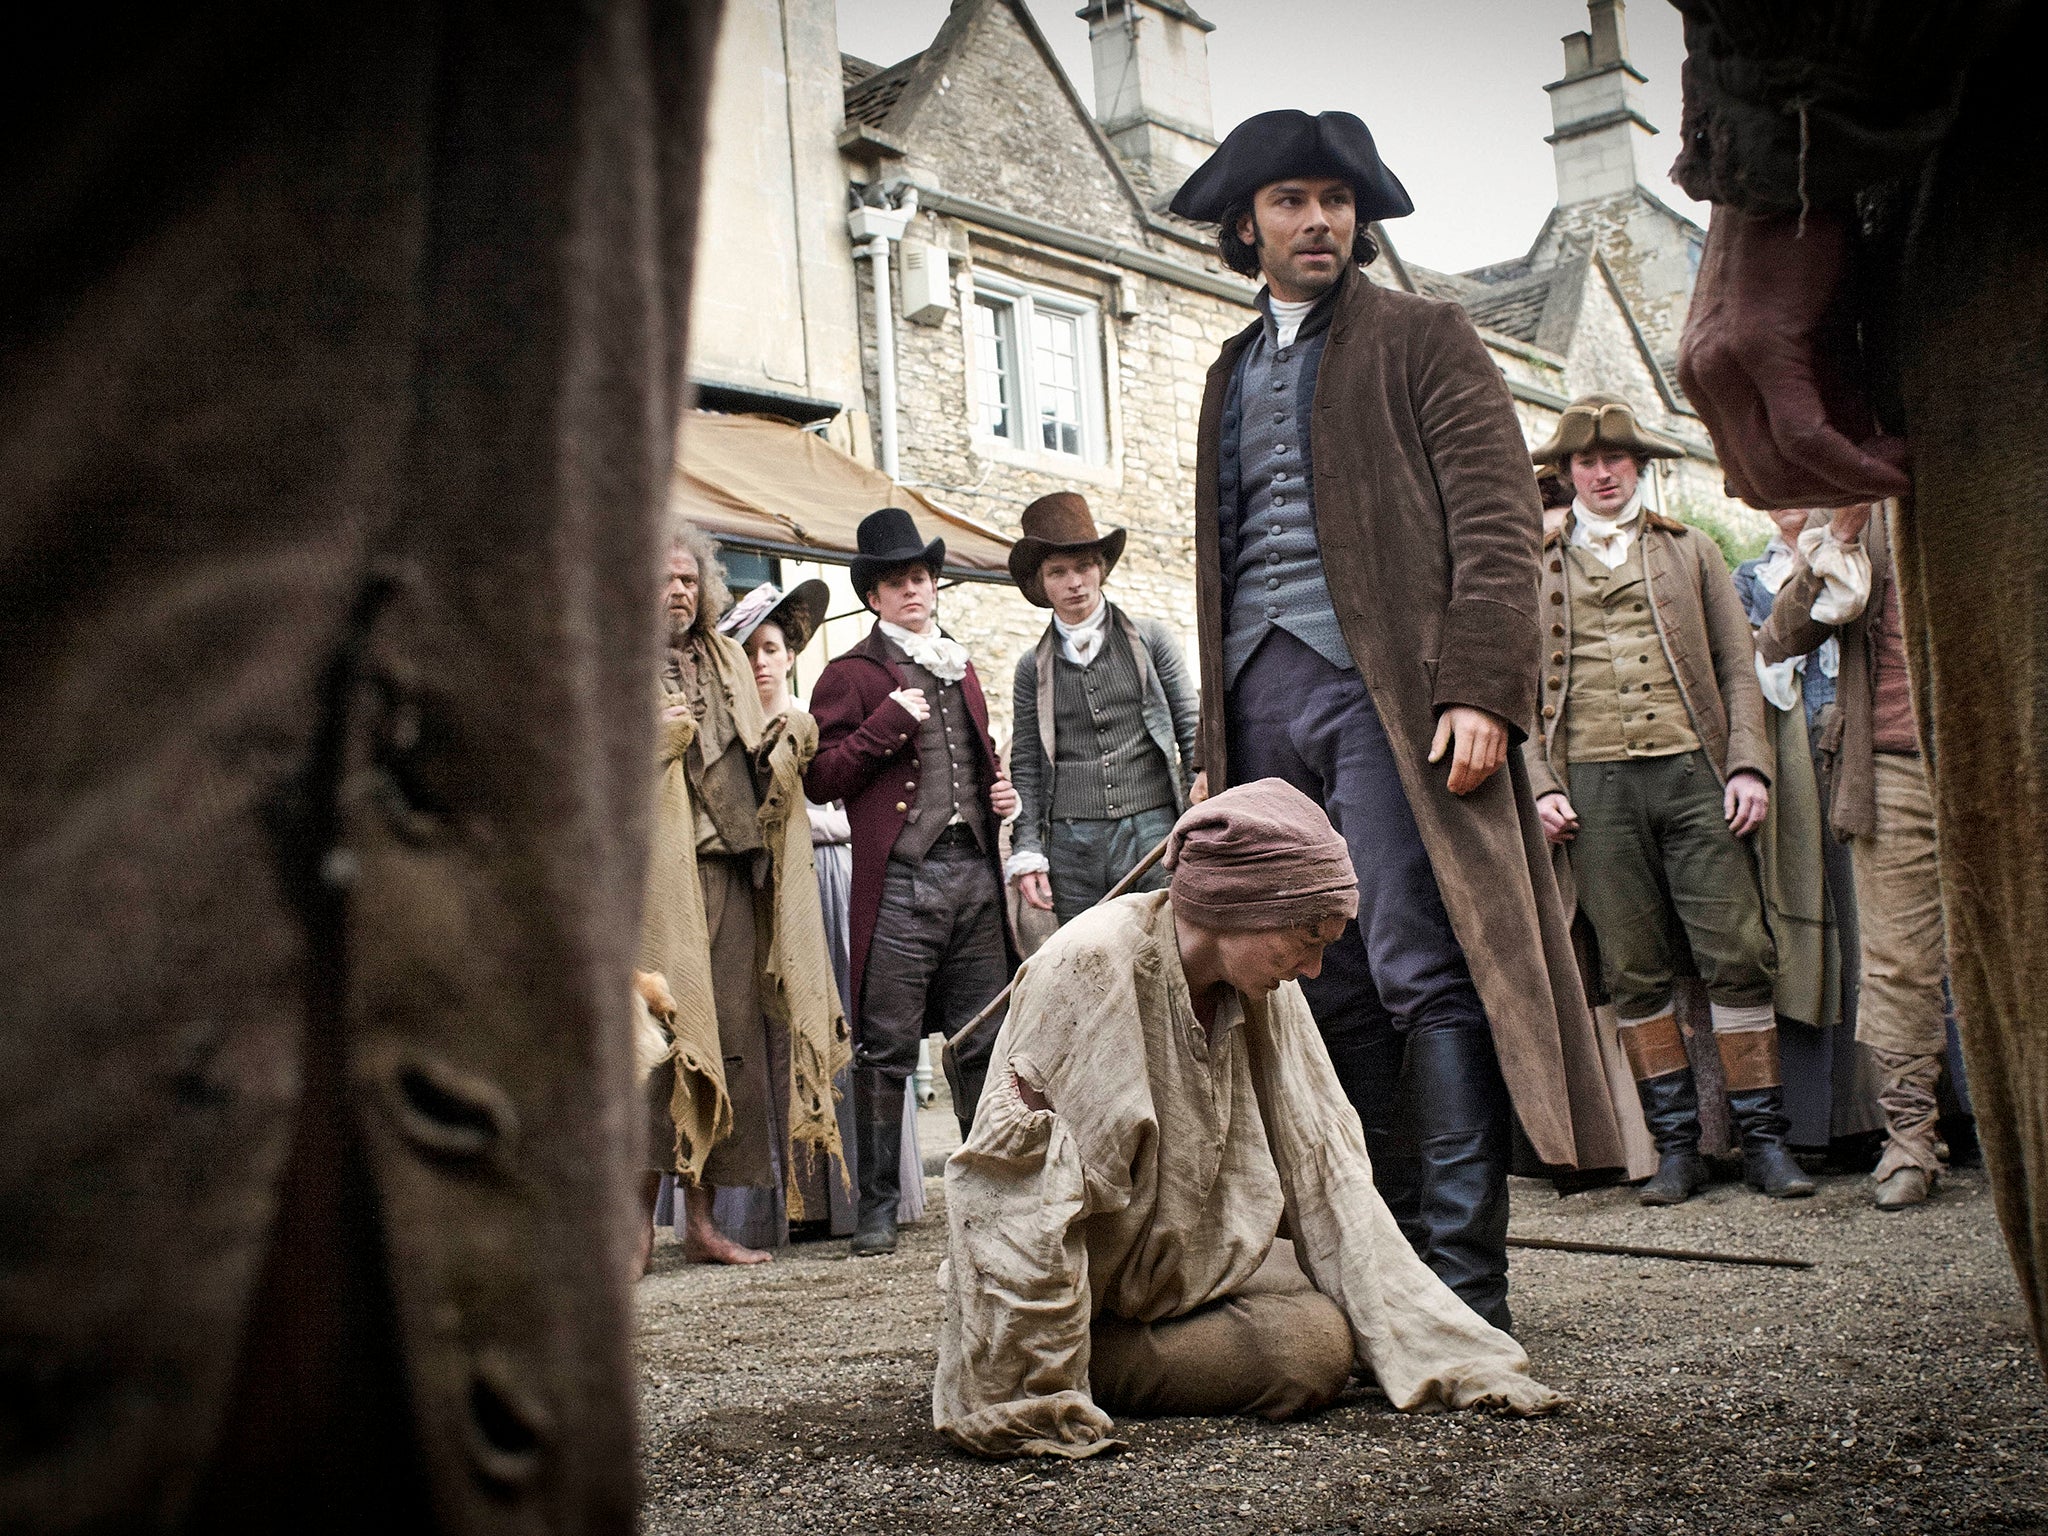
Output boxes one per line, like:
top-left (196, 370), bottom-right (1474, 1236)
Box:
top-left (889, 654), bottom-right (989, 864)
top-left (1048, 624), bottom-right (1177, 821)
top-left (1220, 310), bottom-right (1354, 687)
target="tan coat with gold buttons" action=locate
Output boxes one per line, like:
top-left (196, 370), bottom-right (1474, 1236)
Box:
top-left (1526, 512), bottom-right (1775, 800)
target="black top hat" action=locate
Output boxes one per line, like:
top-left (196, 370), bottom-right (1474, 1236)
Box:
top-left (850, 507), bottom-right (945, 598)
top-left (1168, 110), bottom-right (1414, 225)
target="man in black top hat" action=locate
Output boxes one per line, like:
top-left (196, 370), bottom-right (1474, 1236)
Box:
top-left (806, 508), bottom-right (1019, 1256)
top-left (1168, 111), bottom-right (1623, 1333)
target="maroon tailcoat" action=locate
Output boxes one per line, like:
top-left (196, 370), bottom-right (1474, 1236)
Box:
top-left (805, 626), bottom-right (1018, 1021)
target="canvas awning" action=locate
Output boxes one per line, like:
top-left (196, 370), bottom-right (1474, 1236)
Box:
top-left (671, 410), bottom-right (1013, 582)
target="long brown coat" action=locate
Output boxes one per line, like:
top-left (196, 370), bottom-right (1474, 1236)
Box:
top-left (0, 7), bottom-right (720, 1531)
top-left (1194, 262), bottom-right (1623, 1173)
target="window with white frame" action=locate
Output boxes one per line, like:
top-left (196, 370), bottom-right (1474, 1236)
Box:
top-left (970, 279), bottom-right (1103, 462)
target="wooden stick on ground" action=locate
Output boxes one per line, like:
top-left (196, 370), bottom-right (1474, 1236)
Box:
top-left (1507, 1234), bottom-right (1815, 1270)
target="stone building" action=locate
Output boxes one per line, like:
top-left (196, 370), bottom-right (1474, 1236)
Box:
top-left (676, 0), bottom-right (1764, 748)
top-left (823, 0), bottom-right (1761, 750)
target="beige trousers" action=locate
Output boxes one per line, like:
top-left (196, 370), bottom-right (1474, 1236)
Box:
top-left (1850, 754), bottom-right (1949, 1058)
top-left (1089, 1240), bottom-right (1354, 1423)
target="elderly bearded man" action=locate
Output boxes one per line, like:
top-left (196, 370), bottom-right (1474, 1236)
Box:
top-left (934, 780), bottom-right (1561, 1458)
top-left (1171, 111), bottom-right (1621, 1333)
top-left (1006, 491), bottom-right (1201, 928)
top-left (636, 523), bottom-right (848, 1274)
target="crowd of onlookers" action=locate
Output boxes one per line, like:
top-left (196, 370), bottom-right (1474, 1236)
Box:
top-left (642, 393), bottom-right (1973, 1281)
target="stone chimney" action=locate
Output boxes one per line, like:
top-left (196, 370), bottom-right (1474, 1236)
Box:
top-left (1076, 0), bottom-right (1217, 191)
top-left (1544, 0), bottom-right (1656, 205)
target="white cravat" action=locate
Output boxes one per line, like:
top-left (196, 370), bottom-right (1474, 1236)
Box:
top-left (879, 619), bottom-right (969, 682)
top-left (1569, 487), bottom-right (1646, 569)
top-left (1268, 295), bottom-right (1317, 349)
top-left (1053, 597), bottom-right (1110, 667)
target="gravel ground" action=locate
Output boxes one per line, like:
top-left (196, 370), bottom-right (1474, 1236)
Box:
top-left (638, 1116), bottom-right (2045, 1536)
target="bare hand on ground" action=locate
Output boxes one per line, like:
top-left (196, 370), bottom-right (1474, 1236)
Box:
top-left (889, 687), bottom-right (930, 723)
top-left (1537, 792), bottom-right (1579, 844)
top-left (1429, 706), bottom-right (1508, 795)
top-left (1017, 870), bottom-right (1053, 911)
top-left (989, 774), bottom-right (1019, 819)
top-left (1724, 770), bottom-right (1769, 836)
top-left (1678, 207), bottom-right (1911, 509)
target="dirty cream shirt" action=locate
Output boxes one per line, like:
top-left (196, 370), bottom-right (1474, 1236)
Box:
top-left (933, 892), bottom-right (1560, 1458)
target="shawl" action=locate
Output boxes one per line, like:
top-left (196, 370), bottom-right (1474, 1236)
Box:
top-left (934, 892), bottom-right (1560, 1458)
top-left (637, 628), bottom-right (850, 1184)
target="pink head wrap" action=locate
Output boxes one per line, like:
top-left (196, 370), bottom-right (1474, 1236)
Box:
top-left (1166, 779), bottom-right (1359, 932)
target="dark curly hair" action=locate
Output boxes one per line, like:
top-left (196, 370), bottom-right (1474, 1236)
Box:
top-left (1216, 196), bottom-right (1379, 280)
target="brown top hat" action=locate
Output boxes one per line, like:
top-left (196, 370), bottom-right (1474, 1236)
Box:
top-left (1529, 391), bottom-right (1685, 468)
top-left (1006, 492), bottom-right (1127, 608)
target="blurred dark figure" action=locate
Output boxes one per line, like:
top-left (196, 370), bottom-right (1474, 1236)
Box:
top-left (1673, 0), bottom-right (2045, 1351)
top-left (0, 6), bottom-right (723, 1532)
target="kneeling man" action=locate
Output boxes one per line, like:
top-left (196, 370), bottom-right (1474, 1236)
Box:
top-left (933, 781), bottom-right (1560, 1458)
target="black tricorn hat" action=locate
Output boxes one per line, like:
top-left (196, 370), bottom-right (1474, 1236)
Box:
top-left (1169, 110), bottom-right (1414, 225)
top-left (850, 506), bottom-right (945, 599)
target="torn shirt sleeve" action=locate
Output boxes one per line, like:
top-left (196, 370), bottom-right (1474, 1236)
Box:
top-left (931, 1063), bottom-right (1122, 1459)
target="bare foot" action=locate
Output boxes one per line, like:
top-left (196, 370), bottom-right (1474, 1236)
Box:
top-left (633, 1221), bottom-right (656, 1281)
top-left (680, 1182), bottom-right (774, 1266)
top-left (634, 1169), bottom-right (663, 1282)
top-left (680, 1228), bottom-right (774, 1266)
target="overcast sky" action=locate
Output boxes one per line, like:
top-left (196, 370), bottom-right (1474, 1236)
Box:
top-left (834, 0), bottom-right (1707, 275)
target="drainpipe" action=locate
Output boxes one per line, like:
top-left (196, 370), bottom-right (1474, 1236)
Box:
top-left (847, 188), bottom-right (917, 479)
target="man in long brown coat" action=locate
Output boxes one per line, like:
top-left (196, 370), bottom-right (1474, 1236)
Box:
top-left (1171, 110), bottom-right (1622, 1334)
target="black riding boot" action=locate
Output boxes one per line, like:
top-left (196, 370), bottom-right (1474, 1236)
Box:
top-left (1728, 1086), bottom-right (1817, 1198)
top-left (1316, 1006), bottom-right (1425, 1252)
top-left (1717, 1029), bottom-right (1815, 1198)
top-left (850, 1068), bottom-right (903, 1256)
top-left (1403, 1023), bottom-right (1514, 1334)
top-left (1635, 1069), bottom-right (1710, 1206)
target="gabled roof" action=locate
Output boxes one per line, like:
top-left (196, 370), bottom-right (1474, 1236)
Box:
top-left (839, 0), bottom-right (1210, 254)
top-left (1457, 258), bottom-right (1589, 354)
top-left (843, 52), bottom-right (919, 128)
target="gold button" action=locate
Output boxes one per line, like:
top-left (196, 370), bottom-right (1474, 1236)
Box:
top-left (1552, 651), bottom-right (1565, 664)
top-left (894, 801), bottom-right (907, 813)
top-left (1549, 560), bottom-right (1562, 573)
top-left (1550, 592), bottom-right (1564, 605)
top-left (1547, 676), bottom-right (1562, 690)
top-left (1551, 624), bottom-right (1565, 637)
top-left (1542, 705), bottom-right (1557, 719)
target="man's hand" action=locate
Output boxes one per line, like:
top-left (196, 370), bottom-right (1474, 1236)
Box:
top-left (1429, 706), bottom-right (1508, 795)
top-left (1017, 870), bottom-right (1053, 911)
top-left (1189, 770), bottom-right (1209, 804)
top-left (1678, 207), bottom-right (1911, 509)
top-left (989, 773), bottom-right (1019, 820)
top-left (1724, 770), bottom-right (1770, 836)
top-left (1537, 792), bottom-right (1580, 845)
top-left (888, 686), bottom-right (930, 722)
top-left (1828, 502), bottom-right (1875, 543)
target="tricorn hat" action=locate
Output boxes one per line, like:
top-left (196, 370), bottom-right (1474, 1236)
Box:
top-left (1530, 392), bottom-right (1686, 468)
top-left (1168, 109), bottom-right (1414, 225)
top-left (850, 506), bottom-right (945, 599)
top-left (716, 578), bottom-right (832, 654)
top-left (1006, 492), bottom-right (1127, 608)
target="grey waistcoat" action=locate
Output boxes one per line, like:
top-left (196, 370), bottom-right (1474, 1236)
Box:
top-left (890, 653), bottom-right (989, 864)
top-left (1220, 299), bottom-right (1353, 687)
top-left (1049, 624), bottom-right (1177, 821)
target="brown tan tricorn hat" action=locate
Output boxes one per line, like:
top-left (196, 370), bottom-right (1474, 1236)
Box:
top-left (1529, 391), bottom-right (1685, 468)
top-left (1006, 492), bottom-right (1127, 608)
